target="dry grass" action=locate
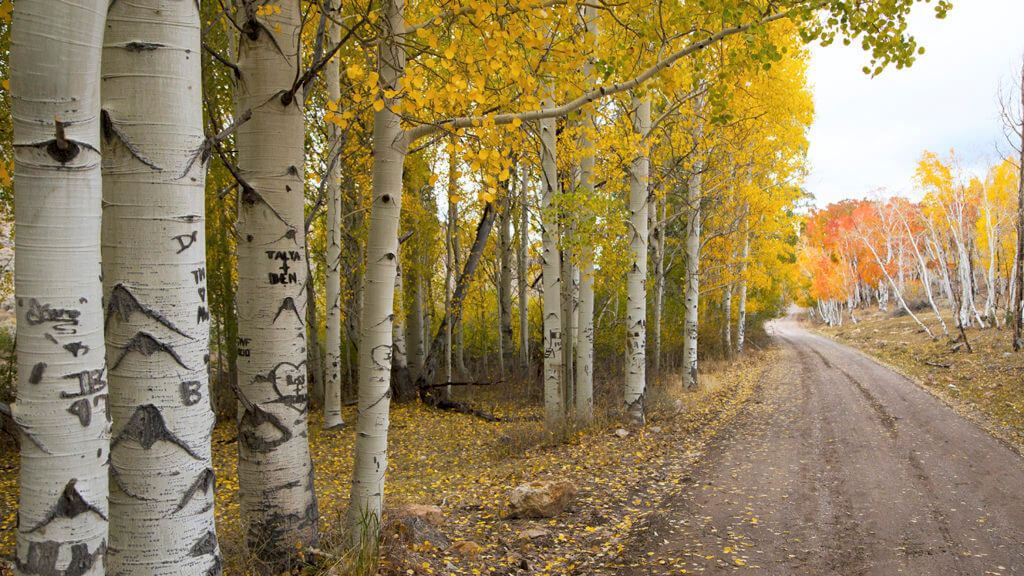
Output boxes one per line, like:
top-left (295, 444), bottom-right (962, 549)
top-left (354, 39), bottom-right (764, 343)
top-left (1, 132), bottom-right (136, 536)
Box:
top-left (0, 351), bottom-right (774, 575)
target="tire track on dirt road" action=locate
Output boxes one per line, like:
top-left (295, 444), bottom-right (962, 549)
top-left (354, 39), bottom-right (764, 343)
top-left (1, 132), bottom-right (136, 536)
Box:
top-left (612, 315), bottom-right (1024, 575)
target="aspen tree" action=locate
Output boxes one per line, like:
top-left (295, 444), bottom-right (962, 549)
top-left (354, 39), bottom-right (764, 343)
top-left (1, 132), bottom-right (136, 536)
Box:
top-left (682, 100), bottom-right (706, 389)
top-left (348, 0), bottom-right (407, 543)
top-left (651, 190), bottom-right (668, 375)
top-left (1016, 62), bottom-right (1024, 349)
top-left (10, 0), bottom-right (109, 572)
top-left (408, 276), bottom-right (426, 380)
top-left (497, 191), bottom-right (512, 373)
top-left (540, 104), bottom-right (565, 426)
top-left (324, 0), bottom-right (345, 428)
top-left (499, 176), bottom-right (514, 373)
top-left (575, 3), bottom-right (598, 423)
top-left (233, 0), bottom-right (318, 567)
top-left (735, 207), bottom-right (749, 354)
top-left (445, 149), bottom-right (456, 396)
top-left (893, 201), bottom-right (948, 335)
top-left (625, 95), bottom-right (650, 420)
top-left (101, 0), bottom-right (221, 572)
top-left (518, 166), bottom-right (531, 375)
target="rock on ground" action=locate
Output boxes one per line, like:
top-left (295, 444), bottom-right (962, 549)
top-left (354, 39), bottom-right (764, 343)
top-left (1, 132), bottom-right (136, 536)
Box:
top-left (509, 480), bottom-right (578, 518)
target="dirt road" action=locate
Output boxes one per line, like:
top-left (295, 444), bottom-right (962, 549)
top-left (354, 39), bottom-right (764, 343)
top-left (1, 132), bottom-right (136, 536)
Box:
top-left (617, 317), bottom-right (1024, 575)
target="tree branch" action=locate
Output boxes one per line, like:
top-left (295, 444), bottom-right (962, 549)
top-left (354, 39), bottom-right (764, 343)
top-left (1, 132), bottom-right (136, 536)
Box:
top-left (404, 4), bottom-right (810, 143)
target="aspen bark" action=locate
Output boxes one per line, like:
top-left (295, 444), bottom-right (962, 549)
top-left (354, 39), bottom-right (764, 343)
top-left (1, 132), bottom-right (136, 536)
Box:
top-left (982, 198), bottom-right (998, 322)
top-left (723, 276), bottom-right (732, 352)
top-left (391, 260), bottom-right (412, 399)
top-left (575, 9), bottom-right (597, 422)
top-left (11, 0), bottom-right (109, 572)
top-left (625, 95), bottom-right (650, 421)
top-left (519, 166), bottom-right (530, 375)
top-left (445, 149), bottom-right (455, 398)
top-left (862, 237), bottom-right (936, 339)
top-left (499, 180), bottom-right (514, 373)
top-left (540, 103), bottom-right (564, 427)
top-left (652, 194), bottom-right (666, 376)
top-left (898, 210), bottom-right (947, 335)
top-left (306, 257), bottom-right (325, 407)
top-left (682, 121), bottom-right (705, 390)
top-left (452, 199), bottom-right (467, 376)
top-left (101, 0), bottom-right (221, 572)
top-left (736, 210), bottom-right (749, 354)
top-left (324, 4), bottom-right (344, 427)
top-left (347, 0), bottom-right (407, 543)
top-left (233, 0), bottom-right (318, 567)
top-left (1015, 60), bottom-right (1024, 349)
top-left (561, 218), bottom-right (576, 413)
top-left (408, 276), bottom-right (425, 380)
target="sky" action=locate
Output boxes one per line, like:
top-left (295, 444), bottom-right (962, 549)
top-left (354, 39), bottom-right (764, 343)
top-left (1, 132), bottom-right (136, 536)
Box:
top-left (805, 0), bottom-right (1024, 207)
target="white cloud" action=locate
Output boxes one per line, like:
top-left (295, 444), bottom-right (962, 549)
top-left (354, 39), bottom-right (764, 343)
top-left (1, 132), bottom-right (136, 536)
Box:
top-left (805, 0), bottom-right (1024, 206)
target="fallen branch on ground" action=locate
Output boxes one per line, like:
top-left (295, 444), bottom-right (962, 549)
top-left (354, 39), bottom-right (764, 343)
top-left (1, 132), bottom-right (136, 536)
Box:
top-left (418, 380), bottom-right (502, 391)
top-left (952, 335), bottom-right (981, 353)
top-left (417, 387), bottom-right (502, 422)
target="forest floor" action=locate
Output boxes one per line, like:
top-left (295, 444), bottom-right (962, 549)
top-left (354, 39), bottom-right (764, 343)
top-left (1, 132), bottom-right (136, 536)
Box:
top-left (0, 350), bottom-right (772, 575)
top-left (817, 305), bottom-right (1024, 453)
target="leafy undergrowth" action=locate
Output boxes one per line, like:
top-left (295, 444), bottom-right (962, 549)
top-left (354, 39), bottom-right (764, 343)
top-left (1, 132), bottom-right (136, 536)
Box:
top-left (0, 350), bottom-right (773, 575)
top-left (818, 305), bottom-right (1024, 452)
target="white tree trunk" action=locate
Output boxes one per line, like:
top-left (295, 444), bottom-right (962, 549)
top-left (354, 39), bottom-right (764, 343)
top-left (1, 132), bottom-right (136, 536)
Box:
top-left (347, 0), bottom-right (407, 543)
top-left (233, 0), bottom-right (318, 567)
top-left (575, 17), bottom-right (596, 422)
top-left (392, 260), bottom-right (410, 392)
top-left (736, 211), bottom-right (749, 354)
top-left (682, 149), bottom-right (705, 389)
top-left (11, 0), bottom-right (109, 572)
top-left (518, 165), bottom-right (530, 375)
top-left (576, 259), bottom-right (594, 423)
top-left (652, 195), bottom-right (666, 377)
top-left (408, 276), bottom-right (425, 380)
top-left (625, 95), bottom-right (649, 422)
top-left (561, 246), bottom-right (577, 412)
top-left (984, 205), bottom-right (998, 322)
top-left (324, 2), bottom-right (345, 429)
top-left (499, 179), bottom-right (514, 373)
top-left (445, 149), bottom-right (455, 398)
top-left (101, 1), bottom-right (221, 573)
top-left (540, 99), bottom-right (564, 427)
top-left (956, 239), bottom-right (973, 327)
top-left (862, 238), bottom-right (936, 339)
top-left (899, 214), bottom-right (947, 335)
top-left (723, 277), bottom-right (732, 351)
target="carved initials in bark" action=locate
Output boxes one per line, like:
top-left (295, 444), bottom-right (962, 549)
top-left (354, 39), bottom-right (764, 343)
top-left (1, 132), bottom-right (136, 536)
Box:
top-left (24, 298), bottom-right (80, 334)
top-left (16, 540), bottom-right (105, 576)
top-left (253, 360), bottom-right (308, 412)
